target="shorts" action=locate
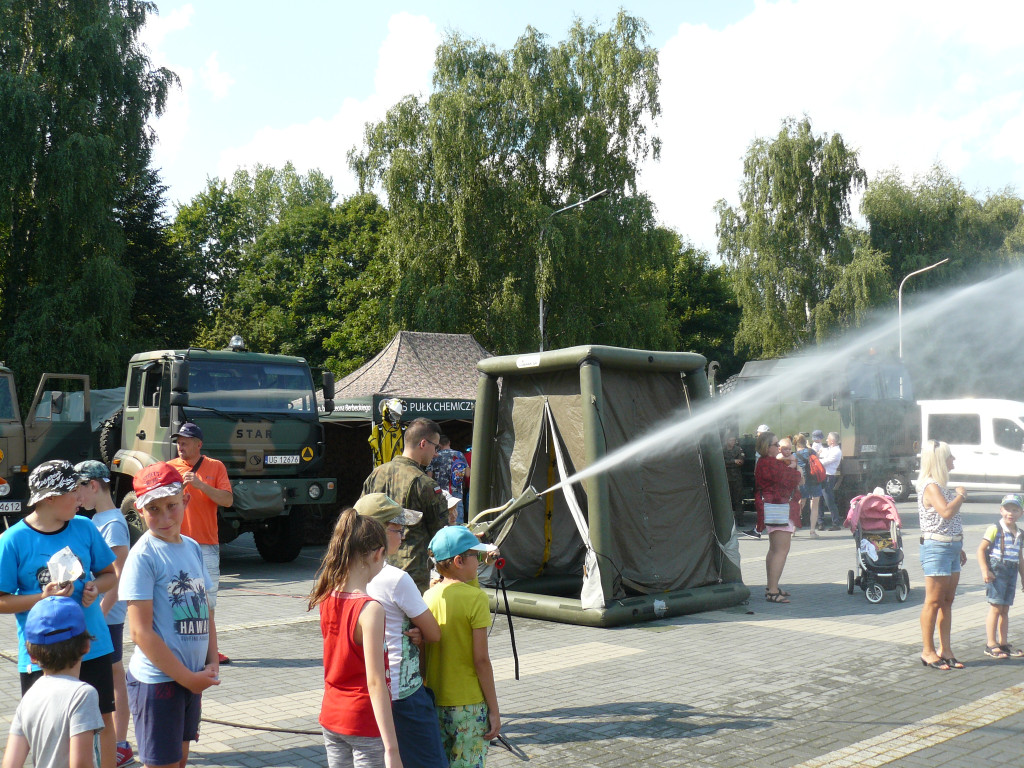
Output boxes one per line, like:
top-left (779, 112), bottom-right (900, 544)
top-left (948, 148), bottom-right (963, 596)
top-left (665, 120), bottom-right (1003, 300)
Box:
top-left (765, 523), bottom-right (796, 534)
top-left (20, 653), bottom-right (115, 714)
top-left (127, 671), bottom-right (202, 766)
top-left (799, 484), bottom-right (822, 498)
top-left (919, 538), bottom-right (962, 577)
top-left (200, 543), bottom-right (220, 608)
top-left (322, 728), bottom-right (384, 768)
top-left (393, 685), bottom-right (447, 768)
top-left (987, 561), bottom-right (1019, 605)
top-left (437, 702), bottom-right (489, 768)
top-left (107, 623), bottom-right (124, 664)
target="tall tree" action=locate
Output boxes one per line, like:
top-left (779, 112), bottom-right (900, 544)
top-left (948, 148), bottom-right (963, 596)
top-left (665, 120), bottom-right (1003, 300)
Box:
top-left (716, 117), bottom-right (867, 358)
top-left (0, 0), bottom-right (176, 390)
top-left (349, 12), bottom-right (673, 354)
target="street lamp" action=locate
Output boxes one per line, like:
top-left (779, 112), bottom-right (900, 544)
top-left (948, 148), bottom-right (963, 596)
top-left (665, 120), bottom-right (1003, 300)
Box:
top-left (898, 258), bottom-right (949, 359)
top-left (537, 188), bottom-right (609, 352)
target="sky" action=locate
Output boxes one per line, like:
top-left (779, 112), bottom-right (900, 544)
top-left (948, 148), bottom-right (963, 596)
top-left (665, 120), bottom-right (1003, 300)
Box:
top-left (142, 0), bottom-right (1024, 256)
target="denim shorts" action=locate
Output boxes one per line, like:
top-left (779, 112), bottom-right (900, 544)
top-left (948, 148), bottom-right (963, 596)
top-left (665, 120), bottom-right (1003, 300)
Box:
top-left (987, 561), bottom-right (1019, 605)
top-left (919, 538), bottom-right (962, 577)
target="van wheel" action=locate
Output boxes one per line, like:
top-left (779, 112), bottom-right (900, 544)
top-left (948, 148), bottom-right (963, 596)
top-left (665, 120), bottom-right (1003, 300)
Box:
top-left (882, 473), bottom-right (910, 502)
top-left (121, 492), bottom-right (146, 546)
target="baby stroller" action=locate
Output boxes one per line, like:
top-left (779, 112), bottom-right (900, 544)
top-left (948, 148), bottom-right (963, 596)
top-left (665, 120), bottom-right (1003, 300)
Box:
top-left (845, 491), bottom-right (910, 604)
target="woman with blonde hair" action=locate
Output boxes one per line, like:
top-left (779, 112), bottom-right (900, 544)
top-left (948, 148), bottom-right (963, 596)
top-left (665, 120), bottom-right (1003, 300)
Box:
top-left (916, 440), bottom-right (968, 670)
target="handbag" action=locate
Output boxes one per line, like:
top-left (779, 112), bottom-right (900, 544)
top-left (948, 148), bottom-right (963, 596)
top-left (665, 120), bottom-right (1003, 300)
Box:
top-left (763, 502), bottom-right (791, 526)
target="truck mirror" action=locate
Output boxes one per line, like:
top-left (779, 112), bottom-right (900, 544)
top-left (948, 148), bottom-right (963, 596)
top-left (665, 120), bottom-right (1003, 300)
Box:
top-left (170, 360), bottom-right (190, 393)
top-left (170, 391), bottom-right (189, 407)
top-left (50, 391), bottom-right (64, 415)
top-left (322, 399), bottom-right (335, 414)
top-left (322, 371), bottom-right (335, 401)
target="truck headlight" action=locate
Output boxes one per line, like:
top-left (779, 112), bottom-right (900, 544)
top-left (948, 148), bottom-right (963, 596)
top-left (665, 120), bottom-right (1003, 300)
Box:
top-left (308, 483), bottom-right (322, 500)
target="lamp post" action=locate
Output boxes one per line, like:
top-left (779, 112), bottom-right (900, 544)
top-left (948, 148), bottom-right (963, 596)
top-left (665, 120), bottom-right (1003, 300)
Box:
top-left (537, 188), bottom-right (609, 352)
top-left (898, 257), bottom-right (949, 399)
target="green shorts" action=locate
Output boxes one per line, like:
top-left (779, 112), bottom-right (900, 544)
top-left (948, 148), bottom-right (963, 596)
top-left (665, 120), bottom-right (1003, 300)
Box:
top-left (437, 702), bottom-right (489, 768)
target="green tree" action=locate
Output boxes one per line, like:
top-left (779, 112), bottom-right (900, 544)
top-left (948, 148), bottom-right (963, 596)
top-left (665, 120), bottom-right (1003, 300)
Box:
top-left (349, 12), bottom-right (672, 354)
top-left (666, 236), bottom-right (743, 378)
top-left (0, 0), bottom-right (176, 391)
top-left (716, 117), bottom-right (868, 358)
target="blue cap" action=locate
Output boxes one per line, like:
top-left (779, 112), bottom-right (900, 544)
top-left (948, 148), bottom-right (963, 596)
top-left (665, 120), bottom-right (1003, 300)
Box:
top-left (25, 596), bottom-right (87, 645)
top-left (1001, 494), bottom-right (1023, 509)
top-left (172, 422), bottom-right (203, 441)
top-left (429, 526), bottom-right (497, 562)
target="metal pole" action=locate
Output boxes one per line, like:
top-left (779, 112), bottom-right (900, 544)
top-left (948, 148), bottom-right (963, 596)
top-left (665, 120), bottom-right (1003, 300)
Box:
top-left (537, 189), bottom-right (609, 352)
top-left (898, 258), bottom-right (949, 359)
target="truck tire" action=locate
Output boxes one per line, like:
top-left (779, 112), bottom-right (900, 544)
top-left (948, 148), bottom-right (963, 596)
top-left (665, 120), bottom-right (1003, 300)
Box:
top-left (121, 492), bottom-right (146, 547)
top-left (99, 408), bottom-right (123, 465)
top-left (882, 473), bottom-right (910, 502)
top-left (254, 507), bottom-right (307, 563)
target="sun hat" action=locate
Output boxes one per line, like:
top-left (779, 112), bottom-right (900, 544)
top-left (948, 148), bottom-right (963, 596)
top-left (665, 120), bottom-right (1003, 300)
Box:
top-left (74, 460), bottom-right (110, 481)
top-left (429, 525), bottom-right (497, 562)
top-left (1000, 494), bottom-right (1023, 509)
top-left (354, 493), bottom-right (423, 526)
top-left (756, 424), bottom-right (771, 434)
top-left (133, 462), bottom-right (184, 510)
top-left (28, 460), bottom-right (84, 506)
top-left (441, 490), bottom-right (460, 510)
top-left (25, 596), bottom-right (88, 645)
top-left (172, 422), bottom-right (203, 441)
top-left (811, 429), bottom-right (825, 441)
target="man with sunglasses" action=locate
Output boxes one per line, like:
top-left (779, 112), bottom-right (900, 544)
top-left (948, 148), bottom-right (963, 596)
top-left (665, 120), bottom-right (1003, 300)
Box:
top-left (361, 418), bottom-right (449, 592)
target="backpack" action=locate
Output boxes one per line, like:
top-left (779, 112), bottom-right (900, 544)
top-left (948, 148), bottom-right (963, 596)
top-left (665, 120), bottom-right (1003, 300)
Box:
top-left (808, 452), bottom-right (826, 483)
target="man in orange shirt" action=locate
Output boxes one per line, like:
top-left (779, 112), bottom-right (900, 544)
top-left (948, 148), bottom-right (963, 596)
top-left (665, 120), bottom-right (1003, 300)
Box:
top-left (168, 422), bottom-right (233, 663)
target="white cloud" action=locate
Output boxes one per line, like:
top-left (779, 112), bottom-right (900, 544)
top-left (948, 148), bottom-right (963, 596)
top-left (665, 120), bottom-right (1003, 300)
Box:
top-left (642, 0), bottom-right (1024, 255)
top-left (216, 12), bottom-right (440, 197)
top-left (200, 52), bottom-right (234, 101)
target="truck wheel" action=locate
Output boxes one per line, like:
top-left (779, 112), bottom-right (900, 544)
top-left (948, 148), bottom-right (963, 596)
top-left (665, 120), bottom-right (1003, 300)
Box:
top-left (882, 473), bottom-right (910, 502)
top-left (121, 492), bottom-right (146, 546)
top-left (254, 507), bottom-right (307, 563)
top-left (99, 408), bottom-right (123, 465)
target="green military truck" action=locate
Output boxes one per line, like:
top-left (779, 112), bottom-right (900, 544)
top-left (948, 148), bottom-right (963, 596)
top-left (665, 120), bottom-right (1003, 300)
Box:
top-left (104, 341), bottom-right (337, 562)
top-left (0, 366), bottom-right (96, 526)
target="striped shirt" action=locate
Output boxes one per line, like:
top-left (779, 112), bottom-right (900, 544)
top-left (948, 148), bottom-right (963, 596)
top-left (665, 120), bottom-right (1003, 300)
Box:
top-left (984, 523), bottom-right (1023, 563)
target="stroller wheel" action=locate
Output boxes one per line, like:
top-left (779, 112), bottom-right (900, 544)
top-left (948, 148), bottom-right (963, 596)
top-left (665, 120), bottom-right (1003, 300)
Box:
top-left (896, 580), bottom-right (909, 602)
top-left (847, 570), bottom-right (855, 595)
top-left (902, 570), bottom-right (910, 590)
top-left (865, 583), bottom-right (885, 604)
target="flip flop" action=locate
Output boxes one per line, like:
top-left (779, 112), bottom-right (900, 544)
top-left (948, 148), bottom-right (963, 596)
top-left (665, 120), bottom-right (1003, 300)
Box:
top-left (985, 645), bottom-right (1010, 659)
top-left (999, 645), bottom-right (1024, 658)
top-left (942, 657), bottom-right (965, 669)
top-left (765, 591), bottom-right (790, 603)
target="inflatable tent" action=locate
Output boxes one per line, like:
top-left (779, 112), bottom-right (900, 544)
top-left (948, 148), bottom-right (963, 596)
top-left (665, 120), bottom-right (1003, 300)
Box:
top-left (468, 345), bottom-right (748, 626)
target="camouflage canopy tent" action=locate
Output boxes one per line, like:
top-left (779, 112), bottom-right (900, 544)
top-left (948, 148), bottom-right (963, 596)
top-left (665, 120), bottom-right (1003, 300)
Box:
top-left (469, 346), bottom-right (748, 627)
top-left (320, 332), bottom-right (491, 505)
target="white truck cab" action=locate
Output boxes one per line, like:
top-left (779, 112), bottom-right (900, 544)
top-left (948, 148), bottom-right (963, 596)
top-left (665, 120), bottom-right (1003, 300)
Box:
top-left (919, 399), bottom-right (1024, 493)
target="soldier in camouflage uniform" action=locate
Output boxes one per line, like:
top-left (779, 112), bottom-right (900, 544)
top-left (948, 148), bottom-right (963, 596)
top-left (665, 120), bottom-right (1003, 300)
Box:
top-left (361, 418), bottom-right (449, 592)
top-left (722, 433), bottom-right (746, 526)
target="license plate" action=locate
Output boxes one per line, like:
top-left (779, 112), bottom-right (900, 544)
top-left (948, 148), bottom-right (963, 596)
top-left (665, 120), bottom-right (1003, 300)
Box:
top-left (264, 455), bottom-right (300, 465)
top-left (0, 501), bottom-right (22, 512)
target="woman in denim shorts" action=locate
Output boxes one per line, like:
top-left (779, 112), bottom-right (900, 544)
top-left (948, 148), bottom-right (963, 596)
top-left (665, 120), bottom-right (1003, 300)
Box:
top-left (916, 440), bottom-right (968, 670)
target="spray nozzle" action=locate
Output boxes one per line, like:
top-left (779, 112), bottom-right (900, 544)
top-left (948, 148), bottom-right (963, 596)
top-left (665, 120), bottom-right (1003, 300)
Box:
top-left (467, 486), bottom-right (541, 536)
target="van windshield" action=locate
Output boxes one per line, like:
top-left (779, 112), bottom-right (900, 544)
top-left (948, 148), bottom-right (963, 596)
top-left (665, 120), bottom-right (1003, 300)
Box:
top-left (187, 361), bottom-right (315, 414)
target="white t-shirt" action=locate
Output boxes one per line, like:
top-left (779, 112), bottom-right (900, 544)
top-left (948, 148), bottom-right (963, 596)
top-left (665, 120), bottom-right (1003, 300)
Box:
top-left (10, 674), bottom-right (104, 768)
top-left (92, 507), bottom-right (130, 625)
top-left (367, 562), bottom-right (430, 700)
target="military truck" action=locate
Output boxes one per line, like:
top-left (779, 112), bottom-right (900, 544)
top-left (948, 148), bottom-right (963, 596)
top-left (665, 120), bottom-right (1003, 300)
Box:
top-left (0, 366), bottom-right (96, 526)
top-left (104, 340), bottom-right (337, 562)
top-left (720, 353), bottom-right (919, 503)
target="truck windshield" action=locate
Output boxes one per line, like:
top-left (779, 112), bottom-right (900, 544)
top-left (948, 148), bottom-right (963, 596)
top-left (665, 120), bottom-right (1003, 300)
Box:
top-left (187, 361), bottom-right (316, 414)
top-left (845, 363), bottom-right (913, 401)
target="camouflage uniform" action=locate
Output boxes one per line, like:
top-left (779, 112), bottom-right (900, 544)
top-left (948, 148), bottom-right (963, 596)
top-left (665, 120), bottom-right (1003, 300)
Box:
top-left (723, 442), bottom-right (746, 521)
top-left (362, 456), bottom-right (448, 592)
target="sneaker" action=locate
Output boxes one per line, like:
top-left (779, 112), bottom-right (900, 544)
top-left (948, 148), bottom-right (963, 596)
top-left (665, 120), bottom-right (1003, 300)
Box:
top-left (218, 651), bottom-right (231, 664)
top-left (741, 528), bottom-right (761, 539)
top-left (116, 742), bottom-right (134, 768)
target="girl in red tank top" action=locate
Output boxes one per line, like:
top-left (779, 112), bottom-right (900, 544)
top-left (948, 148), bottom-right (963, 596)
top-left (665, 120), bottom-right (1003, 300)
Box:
top-left (308, 509), bottom-right (402, 768)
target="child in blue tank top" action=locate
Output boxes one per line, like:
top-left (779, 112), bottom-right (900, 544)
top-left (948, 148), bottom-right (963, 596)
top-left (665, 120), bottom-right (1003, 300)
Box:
top-left (978, 494), bottom-right (1024, 659)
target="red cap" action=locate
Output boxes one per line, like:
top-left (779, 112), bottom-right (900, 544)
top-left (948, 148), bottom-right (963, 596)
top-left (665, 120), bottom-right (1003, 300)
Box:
top-left (133, 463), bottom-right (184, 510)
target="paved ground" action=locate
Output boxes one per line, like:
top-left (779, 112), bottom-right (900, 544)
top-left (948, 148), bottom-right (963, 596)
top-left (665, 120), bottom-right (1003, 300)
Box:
top-left (4, 497), bottom-right (1024, 767)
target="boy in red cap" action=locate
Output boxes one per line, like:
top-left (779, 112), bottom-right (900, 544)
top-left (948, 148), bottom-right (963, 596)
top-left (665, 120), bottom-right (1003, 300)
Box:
top-left (120, 463), bottom-right (220, 768)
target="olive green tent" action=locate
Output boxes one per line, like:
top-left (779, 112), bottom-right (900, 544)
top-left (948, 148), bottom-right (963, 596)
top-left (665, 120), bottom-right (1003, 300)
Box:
top-left (468, 345), bottom-right (748, 627)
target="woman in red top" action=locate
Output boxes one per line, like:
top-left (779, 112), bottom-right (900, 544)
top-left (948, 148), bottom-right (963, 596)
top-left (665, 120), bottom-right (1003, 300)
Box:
top-left (755, 432), bottom-right (802, 604)
top-left (308, 509), bottom-right (402, 768)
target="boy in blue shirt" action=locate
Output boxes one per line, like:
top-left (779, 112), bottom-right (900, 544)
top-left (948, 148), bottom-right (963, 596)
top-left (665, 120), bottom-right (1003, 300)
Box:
top-left (120, 463), bottom-right (219, 768)
top-left (2, 596), bottom-right (105, 768)
top-left (978, 494), bottom-right (1024, 659)
top-left (0, 460), bottom-right (117, 768)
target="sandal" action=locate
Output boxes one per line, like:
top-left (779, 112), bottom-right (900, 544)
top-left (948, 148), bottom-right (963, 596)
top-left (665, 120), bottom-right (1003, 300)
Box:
top-left (765, 591), bottom-right (790, 603)
top-left (943, 657), bottom-right (965, 669)
top-left (920, 657), bottom-right (950, 670)
top-left (766, 587), bottom-right (791, 597)
top-left (999, 645), bottom-right (1024, 658)
top-left (985, 645), bottom-right (1010, 659)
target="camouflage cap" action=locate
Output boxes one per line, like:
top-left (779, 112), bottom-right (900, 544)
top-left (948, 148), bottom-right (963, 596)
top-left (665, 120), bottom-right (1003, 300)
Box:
top-left (28, 460), bottom-right (84, 507)
top-left (354, 493), bottom-right (423, 527)
top-left (74, 460), bottom-right (110, 481)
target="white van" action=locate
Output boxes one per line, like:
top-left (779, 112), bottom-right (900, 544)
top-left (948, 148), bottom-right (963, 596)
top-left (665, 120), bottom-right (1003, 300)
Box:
top-left (919, 399), bottom-right (1024, 493)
